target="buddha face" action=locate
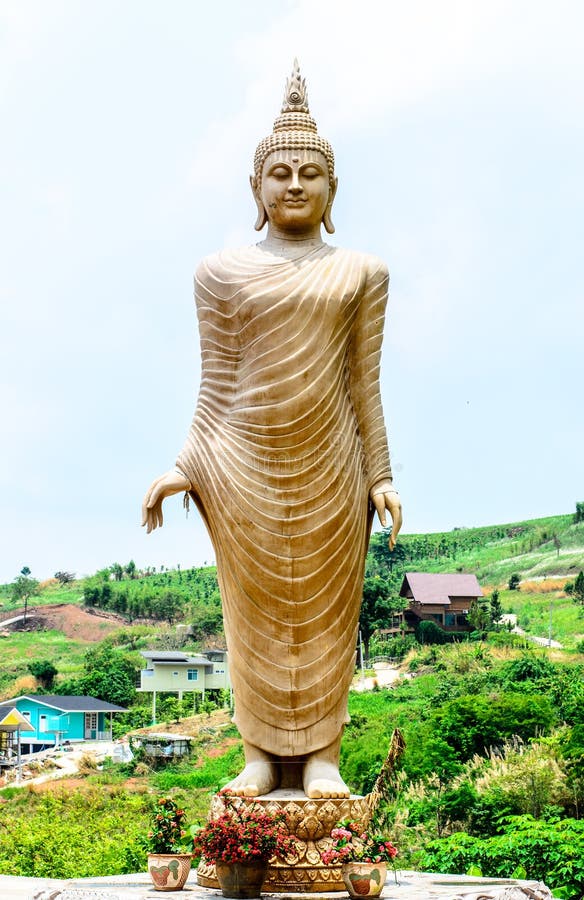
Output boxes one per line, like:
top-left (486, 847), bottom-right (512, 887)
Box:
top-left (255, 149), bottom-right (337, 235)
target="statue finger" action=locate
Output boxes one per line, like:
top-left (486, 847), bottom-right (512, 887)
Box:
top-left (372, 494), bottom-right (387, 527)
top-left (388, 506), bottom-right (403, 550)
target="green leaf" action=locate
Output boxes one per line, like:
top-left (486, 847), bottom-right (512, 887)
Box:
top-left (466, 864), bottom-right (483, 877)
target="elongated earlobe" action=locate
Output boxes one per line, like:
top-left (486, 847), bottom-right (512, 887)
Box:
top-left (322, 176), bottom-right (338, 234)
top-left (323, 204), bottom-right (335, 234)
top-left (250, 175), bottom-right (268, 231)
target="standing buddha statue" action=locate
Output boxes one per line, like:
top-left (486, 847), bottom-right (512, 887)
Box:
top-left (142, 61), bottom-right (402, 799)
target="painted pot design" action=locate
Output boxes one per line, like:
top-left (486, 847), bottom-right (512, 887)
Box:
top-left (342, 861), bottom-right (387, 898)
top-left (147, 853), bottom-right (192, 891)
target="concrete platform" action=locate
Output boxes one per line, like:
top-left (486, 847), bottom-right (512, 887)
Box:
top-left (0, 869), bottom-right (554, 900)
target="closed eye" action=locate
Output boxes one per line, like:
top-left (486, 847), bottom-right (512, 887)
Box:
top-left (269, 166), bottom-right (292, 179)
top-left (300, 165), bottom-right (323, 178)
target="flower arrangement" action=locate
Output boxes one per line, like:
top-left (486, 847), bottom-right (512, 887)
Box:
top-left (191, 789), bottom-right (297, 865)
top-left (145, 796), bottom-right (190, 854)
top-left (321, 819), bottom-right (398, 867)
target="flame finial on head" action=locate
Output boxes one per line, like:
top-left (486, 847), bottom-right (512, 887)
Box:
top-left (282, 58), bottom-right (309, 114)
top-left (254, 59), bottom-right (334, 187)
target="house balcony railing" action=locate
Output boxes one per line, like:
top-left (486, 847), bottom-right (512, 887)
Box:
top-left (83, 730), bottom-right (112, 742)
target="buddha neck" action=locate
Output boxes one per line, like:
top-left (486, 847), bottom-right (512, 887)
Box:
top-left (260, 226), bottom-right (325, 257)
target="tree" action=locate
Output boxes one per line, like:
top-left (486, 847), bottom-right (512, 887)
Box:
top-left (10, 567), bottom-right (40, 624)
top-left (490, 589), bottom-right (503, 628)
top-left (190, 602), bottom-right (224, 640)
top-left (152, 590), bottom-right (182, 625)
top-left (124, 560), bottom-right (137, 580)
top-left (468, 598), bottom-right (491, 636)
top-left (162, 696), bottom-right (182, 724)
top-left (573, 571), bottom-right (584, 606)
top-left (574, 501), bottom-right (584, 524)
top-left (360, 577), bottom-right (396, 660)
top-left (110, 563), bottom-right (124, 582)
top-left (552, 534), bottom-right (561, 558)
top-left (54, 571), bottom-right (75, 585)
top-left (72, 644), bottom-right (137, 707)
top-left (508, 573), bottom-right (521, 591)
top-left (28, 660), bottom-right (58, 690)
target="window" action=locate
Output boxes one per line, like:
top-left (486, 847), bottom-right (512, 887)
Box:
top-left (214, 668), bottom-right (224, 674)
top-left (187, 669), bottom-right (198, 681)
top-left (445, 613), bottom-right (456, 627)
top-left (172, 671), bottom-right (179, 676)
top-left (430, 613), bottom-right (443, 624)
top-left (39, 714), bottom-right (48, 732)
top-left (22, 710), bottom-right (31, 721)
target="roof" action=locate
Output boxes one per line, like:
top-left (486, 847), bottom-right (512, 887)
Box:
top-left (141, 651), bottom-right (191, 661)
top-left (0, 707), bottom-right (35, 732)
top-left (400, 573), bottom-right (483, 606)
top-left (0, 695), bottom-right (128, 713)
top-left (141, 651), bottom-right (213, 667)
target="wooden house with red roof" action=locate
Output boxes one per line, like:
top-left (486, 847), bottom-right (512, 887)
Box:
top-left (399, 572), bottom-right (483, 633)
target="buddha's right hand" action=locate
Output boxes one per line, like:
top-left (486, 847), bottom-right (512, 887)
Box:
top-left (141, 469), bottom-right (191, 533)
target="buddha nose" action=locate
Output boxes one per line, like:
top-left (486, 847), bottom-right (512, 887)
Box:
top-left (289, 171), bottom-right (302, 194)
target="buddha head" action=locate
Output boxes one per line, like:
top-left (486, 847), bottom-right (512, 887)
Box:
top-left (251, 60), bottom-right (338, 235)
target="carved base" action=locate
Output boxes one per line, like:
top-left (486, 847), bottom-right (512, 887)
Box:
top-left (196, 790), bottom-right (374, 893)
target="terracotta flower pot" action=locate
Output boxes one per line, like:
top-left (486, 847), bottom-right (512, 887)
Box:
top-left (342, 861), bottom-right (387, 898)
top-left (147, 853), bottom-right (192, 891)
top-left (215, 859), bottom-right (269, 898)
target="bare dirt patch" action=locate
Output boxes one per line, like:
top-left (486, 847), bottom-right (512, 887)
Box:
top-left (202, 737), bottom-right (239, 759)
top-left (27, 777), bottom-right (87, 793)
top-left (10, 604), bottom-right (126, 642)
top-left (131, 708), bottom-right (232, 739)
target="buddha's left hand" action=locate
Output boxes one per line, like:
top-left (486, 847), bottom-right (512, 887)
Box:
top-left (370, 481), bottom-right (403, 550)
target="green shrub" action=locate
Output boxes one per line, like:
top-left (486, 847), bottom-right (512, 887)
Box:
top-left (500, 654), bottom-right (555, 685)
top-left (153, 744), bottom-right (244, 791)
top-left (416, 620), bottom-right (448, 644)
top-left (421, 816), bottom-right (584, 899)
top-left (430, 693), bottom-right (556, 760)
top-left (0, 787), bottom-right (150, 878)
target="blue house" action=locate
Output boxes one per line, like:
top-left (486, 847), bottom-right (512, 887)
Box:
top-left (0, 695), bottom-right (127, 754)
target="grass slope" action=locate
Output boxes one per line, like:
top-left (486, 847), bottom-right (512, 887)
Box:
top-left (377, 512), bottom-right (584, 647)
top-left (397, 514), bottom-right (583, 583)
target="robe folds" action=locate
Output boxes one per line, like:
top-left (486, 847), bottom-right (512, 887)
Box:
top-left (177, 242), bottom-right (392, 757)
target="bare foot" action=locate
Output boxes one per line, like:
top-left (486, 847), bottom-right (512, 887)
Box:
top-left (226, 760), bottom-right (279, 797)
top-left (303, 757), bottom-right (350, 799)
top-left (226, 743), bottom-right (280, 797)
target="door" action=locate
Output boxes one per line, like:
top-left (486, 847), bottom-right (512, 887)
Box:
top-left (85, 712), bottom-right (97, 739)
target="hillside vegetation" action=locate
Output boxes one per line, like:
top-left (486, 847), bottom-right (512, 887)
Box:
top-left (0, 645), bottom-right (583, 896)
top-left (0, 510), bottom-right (582, 697)
top-left (0, 509), bottom-right (582, 894)
top-left (367, 509), bottom-right (584, 649)
top-left (386, 513), bottom-right (583, 583)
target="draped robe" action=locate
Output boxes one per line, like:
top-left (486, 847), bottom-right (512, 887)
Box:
top-left (177, 242), bottom-right (392, 757)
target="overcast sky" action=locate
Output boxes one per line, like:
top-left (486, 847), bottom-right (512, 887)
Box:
top-left (1, 0), bottom-right (582, 584)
